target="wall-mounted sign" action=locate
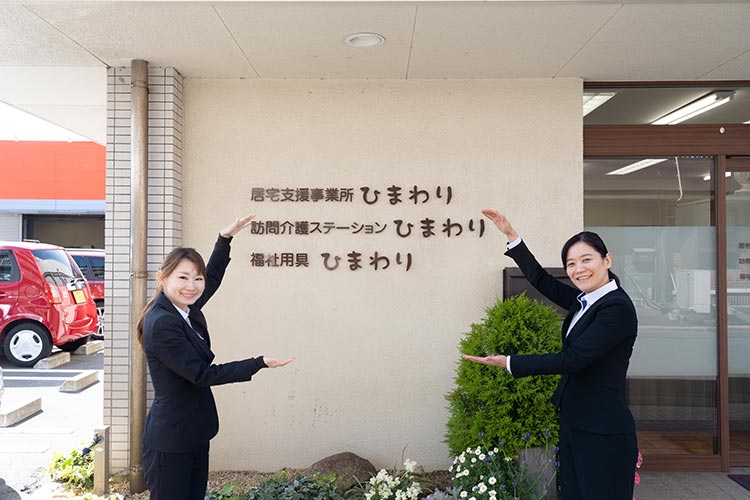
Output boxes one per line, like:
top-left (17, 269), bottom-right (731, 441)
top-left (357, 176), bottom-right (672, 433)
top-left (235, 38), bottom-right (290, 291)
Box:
top-left (249, 184), bottom-right (481, 272)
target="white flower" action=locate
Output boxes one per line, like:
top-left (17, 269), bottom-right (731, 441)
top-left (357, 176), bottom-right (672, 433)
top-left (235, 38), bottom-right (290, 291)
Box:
top-left (478, 483), bottom-right (487, 494)
top-left (488, 476), bottom-right (497, 485)
top-left (474, 447), bottom-right (482, 455)
top-left (471, 457), bottom-right (477, 463)
top-left (488, 450), bottom-right (494, 456)
top-left (459, 455), bottom-right (466, 463)
top-left (489, 490), bottom-right (497, 499)
top-left (406, 483), bottom-right (422, 498)
top-left (479, 454), bottom-right (486, 460)
top-left (404, 458), bottom-right (417, 473)
top-left (493, 447), bottom-right (499, 453)
top-left (460, 491), bottom-right (468, 498)
top-left (395, 491), bottom-right (406, 500)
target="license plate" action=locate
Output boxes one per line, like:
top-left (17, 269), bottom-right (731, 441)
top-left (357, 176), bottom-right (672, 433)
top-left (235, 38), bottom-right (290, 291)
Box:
top-left (72, 289), bottom-right (86, 304)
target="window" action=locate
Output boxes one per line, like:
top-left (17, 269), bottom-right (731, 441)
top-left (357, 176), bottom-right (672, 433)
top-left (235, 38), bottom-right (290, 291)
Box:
top-left (0, 250), bottom-right (19, 282)
top-left (32, 250), bottom-right (82, 286)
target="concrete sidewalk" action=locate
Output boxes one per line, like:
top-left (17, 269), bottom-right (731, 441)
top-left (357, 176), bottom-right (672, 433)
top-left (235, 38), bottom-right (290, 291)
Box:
top-left (635, 467), bottom-right (750, 500)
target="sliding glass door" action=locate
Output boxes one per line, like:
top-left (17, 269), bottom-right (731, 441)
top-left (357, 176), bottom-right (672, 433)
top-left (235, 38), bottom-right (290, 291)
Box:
top-left (585, 155), bottom-right (719, 458)
top-left (726, 164), bottom-right (750, 463)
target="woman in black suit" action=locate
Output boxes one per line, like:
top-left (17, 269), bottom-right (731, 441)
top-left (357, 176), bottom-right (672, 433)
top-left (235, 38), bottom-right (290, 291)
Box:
top-left (136, 214), bottom-right (293, 500)
top-left (463, 209), bottom-right (638, 500)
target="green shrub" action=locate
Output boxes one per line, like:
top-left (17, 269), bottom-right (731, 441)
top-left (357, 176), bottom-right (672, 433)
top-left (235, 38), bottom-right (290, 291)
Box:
top-left (207, 480), bottom-right (251, 500)
top-left (445, 293), bottom-right (562, 455)
top-left (243, 471), bottom-right (346, 500)
top-left (47, 445), bottom-right (94, 490)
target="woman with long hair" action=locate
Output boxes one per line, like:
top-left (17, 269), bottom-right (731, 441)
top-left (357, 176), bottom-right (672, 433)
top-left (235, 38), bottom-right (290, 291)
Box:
top-left (137, 214), bottom-right (293, 500)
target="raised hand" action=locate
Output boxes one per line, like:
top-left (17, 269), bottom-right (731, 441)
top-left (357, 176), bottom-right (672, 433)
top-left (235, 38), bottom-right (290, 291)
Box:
top-left (263, 357), bottom-right (295, 369)
top-left (220, 214), bottom-right (255, 238)
top-left (481, 209), bottom-right (518, 241)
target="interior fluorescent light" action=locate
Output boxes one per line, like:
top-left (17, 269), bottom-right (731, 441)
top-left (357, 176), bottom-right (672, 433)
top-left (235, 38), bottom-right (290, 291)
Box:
top-left (703, 172), bottom-right (733, 181)
top-left (583, 92), bottom-right (617, 116)
top-left (652, 91), bottom-right (735, 125)
top-left (606, 158), bottom-right (668, 176)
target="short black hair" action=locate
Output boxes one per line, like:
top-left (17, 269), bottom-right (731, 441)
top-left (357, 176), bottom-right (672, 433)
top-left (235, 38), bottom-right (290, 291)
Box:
top-left (561, 231), bottom-right (620, 286)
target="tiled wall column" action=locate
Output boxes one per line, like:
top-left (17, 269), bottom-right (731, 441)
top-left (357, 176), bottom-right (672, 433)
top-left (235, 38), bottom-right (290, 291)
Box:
top-left (105, 65), bottom-right (184, 471)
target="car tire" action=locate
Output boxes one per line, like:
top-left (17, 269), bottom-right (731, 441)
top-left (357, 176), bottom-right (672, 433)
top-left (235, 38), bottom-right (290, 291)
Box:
top-left (91, 300), bottom-right (104, 341)
top-left (59, 335), bottom-right (90, 353)
top-left (3, 322), bottom-right (53, 367)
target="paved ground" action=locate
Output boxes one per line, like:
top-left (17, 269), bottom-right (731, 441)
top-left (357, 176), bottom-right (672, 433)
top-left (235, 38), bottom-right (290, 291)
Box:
top-left (0, 351), bottom-right (104, 499)
top-left (636, 468), bottom-right (750, 500)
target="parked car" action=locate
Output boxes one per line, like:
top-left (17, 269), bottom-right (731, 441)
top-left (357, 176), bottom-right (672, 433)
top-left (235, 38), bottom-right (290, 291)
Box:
top-left (0, 366), bottom-right (4, 407)
top-left (67, 248), bottom-right (105, 340)
top-left (0, 241), bottom-right (97, 367)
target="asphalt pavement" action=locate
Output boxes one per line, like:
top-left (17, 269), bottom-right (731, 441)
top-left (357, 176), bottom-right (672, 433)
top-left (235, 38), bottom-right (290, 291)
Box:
top-left (0, 350), bottom-right (104, 498)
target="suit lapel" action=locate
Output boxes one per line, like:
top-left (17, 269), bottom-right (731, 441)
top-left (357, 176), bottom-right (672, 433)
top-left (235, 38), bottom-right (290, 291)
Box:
top-left (565, 289), bottom-right (621, 343)
top-left (154, 293), bottom-right (214, 361)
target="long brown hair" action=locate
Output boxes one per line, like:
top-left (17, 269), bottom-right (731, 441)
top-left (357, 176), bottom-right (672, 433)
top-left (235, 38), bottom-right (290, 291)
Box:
top-left (136, 247), bottom-right (207, 347)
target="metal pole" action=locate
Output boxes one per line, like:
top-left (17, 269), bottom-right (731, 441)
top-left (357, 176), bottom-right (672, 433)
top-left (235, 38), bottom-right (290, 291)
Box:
top-left (129, 59), bottom-right (149, 493)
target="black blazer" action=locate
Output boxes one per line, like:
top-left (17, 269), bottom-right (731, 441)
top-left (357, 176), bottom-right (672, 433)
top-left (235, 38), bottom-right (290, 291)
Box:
top-left (142, 235), bottom-right (266, 453)
top-left (506, 241), bottom-right (637, 435)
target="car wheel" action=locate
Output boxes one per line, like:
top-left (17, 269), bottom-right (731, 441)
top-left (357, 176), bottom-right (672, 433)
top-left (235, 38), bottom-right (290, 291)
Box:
top-left (92, 300), bottom-right (104, 341)
top-left (59, 335), bottom-right (90, 352)
top-left (3, 322), bottom-right (53, 367)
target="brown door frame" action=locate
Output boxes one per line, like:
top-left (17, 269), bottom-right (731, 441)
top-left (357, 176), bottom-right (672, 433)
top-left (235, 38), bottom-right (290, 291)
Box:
top-left (584, 123), bottom-right (750, 472)
top-left (726, 157), bottom-right (750, 468)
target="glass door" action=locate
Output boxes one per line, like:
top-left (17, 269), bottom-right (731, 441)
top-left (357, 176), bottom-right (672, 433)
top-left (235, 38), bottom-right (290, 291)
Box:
top-left (584, 155), bottom-right (719, 459)
top-left (726, 162), bottom-right (750, 465)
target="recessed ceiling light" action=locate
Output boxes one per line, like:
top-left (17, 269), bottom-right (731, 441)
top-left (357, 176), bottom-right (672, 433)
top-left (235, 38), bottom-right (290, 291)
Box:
top-left (344, 32), bottom-right (385, 48)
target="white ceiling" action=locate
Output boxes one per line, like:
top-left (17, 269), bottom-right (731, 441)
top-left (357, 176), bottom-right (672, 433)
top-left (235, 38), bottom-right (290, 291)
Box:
top-left (1, 1), bottom-right (749, 81)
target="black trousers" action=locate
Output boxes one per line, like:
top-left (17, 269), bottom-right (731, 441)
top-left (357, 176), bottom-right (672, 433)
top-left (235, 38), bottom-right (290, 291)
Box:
top-left (143, 441), bottom-right (210, 500)
top-left (559, 422), bottom-right (638, 500)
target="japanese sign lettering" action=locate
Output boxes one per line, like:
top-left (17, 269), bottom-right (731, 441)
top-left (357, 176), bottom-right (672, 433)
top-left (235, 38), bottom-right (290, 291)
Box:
top-left (248, 184), bottom-right (478, 272)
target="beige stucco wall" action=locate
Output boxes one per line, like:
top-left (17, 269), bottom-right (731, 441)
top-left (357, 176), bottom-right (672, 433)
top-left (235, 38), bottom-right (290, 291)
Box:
top-left (182, 78), bottom-right (583, 471)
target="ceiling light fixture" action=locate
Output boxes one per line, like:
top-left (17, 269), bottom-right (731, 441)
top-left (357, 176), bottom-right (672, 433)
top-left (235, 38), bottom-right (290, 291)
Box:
top-left (652, 91), bottom-right (735, 125)
top-left (606, 158), bottom-right (668, 176)
top-left (344, 32), bottom-right (385, 48)
top-left (583, 92), bottom-right (617, 116)
top-left (703, 172), bottom-right (732, 181)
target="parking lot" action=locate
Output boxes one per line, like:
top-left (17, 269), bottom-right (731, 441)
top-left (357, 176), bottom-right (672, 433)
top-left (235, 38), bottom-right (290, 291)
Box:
top-left (0, 349), bottom-right (103, 498)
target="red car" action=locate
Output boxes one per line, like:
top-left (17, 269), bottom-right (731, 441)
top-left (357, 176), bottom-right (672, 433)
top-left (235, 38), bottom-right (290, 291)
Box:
top-left (0, 241), bottom-right (97, 367)
top-left (68, 249), bottom-right (105, 340)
